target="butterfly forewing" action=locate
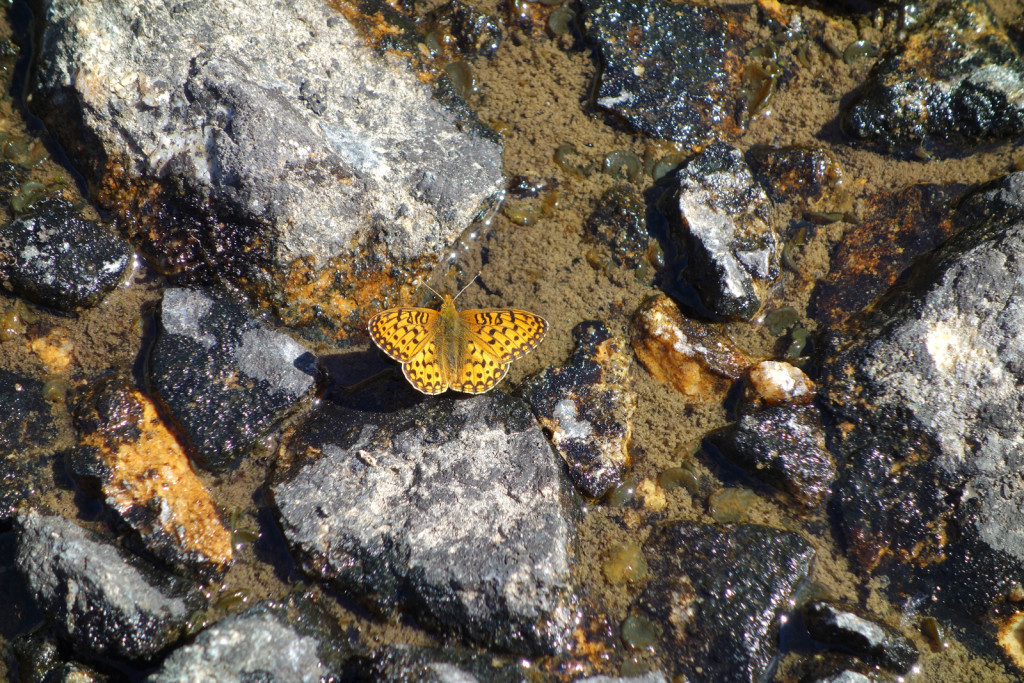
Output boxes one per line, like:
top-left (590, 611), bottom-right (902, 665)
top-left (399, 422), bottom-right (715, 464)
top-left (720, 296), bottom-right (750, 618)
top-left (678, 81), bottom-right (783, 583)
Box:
top-left (368, 307), bottom-right (440, 362)
top-left (459, 309), bottom-right (548, 362)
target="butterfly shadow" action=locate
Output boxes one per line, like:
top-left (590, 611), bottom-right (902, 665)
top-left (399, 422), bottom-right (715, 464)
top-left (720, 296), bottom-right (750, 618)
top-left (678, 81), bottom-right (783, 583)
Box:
top-left (317, 348), bottom-right (429, 413)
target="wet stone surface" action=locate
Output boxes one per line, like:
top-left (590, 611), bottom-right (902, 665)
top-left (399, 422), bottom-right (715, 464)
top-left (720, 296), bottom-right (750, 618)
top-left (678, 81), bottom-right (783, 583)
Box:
top-left (705, 405), bottom-right (834, 508)
top-left (33, 0), bottom-right (504, 340)
top-left (14, 510), bottom-right (199, 661)
top-left (151, 287), bottom-right (316, 471)
top-left (582, 0), bottom-right (743, 145)
top-left (803, 600), bottom-right (919, 674)
top-left (673, 142), bottom-right (780, 321)
top-left (272, 392), bottom-right (579, 655)
top-left (0, 369), bottom-right (57, 521)
top-left (147, 594), bottom-right (350, 682)
top-left (585, 185), bottom-right (651, 268)
top-left (745, 145), bottom-right (842, 209)
top-left (346, 644), bottom-right (529, 682)
top-left (68, 373), bottom-right (233, 573)
top-left (634, 521), bottom-right (814, 681)
top-left (0, 196), bottom-right (131, 311)
top-left (811, 183), bottom-right (965, 327)
top-left (525, 320), bottom-right (635, 499)
top-left (10, 629), bottom-right (106, 683)
top-left (843, 0), bottom-right (1024, 149)
top-left (819, 171), bottom-right (1024, 622)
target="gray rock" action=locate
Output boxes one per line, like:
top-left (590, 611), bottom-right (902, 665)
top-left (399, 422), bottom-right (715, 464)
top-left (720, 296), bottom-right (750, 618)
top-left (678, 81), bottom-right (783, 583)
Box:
top-left (272, 393), bottom-right (579, 654)
top-left (14, 510), bottom-right (197, 661)
top-left (0, 196), bottom-right (131, 310)
top-left (350, 644), bottom-right (530, 682)
top-left (147, 596), bottom-right (347, 682)
top-left (673, 142), bottom-right (779, 321)
top-left (34, 0), bottom-right (503, 335)
top-left (843, 0), bottom-right (1024, 148)
top-left (152, 287), bottom-right (315, 471)
top-left (803, 601), bottom-right (919, 674)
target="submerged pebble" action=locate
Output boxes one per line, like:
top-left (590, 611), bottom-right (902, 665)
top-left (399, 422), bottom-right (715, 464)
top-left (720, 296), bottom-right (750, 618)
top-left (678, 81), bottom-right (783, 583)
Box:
top-left (603, 541), bottom-right (649, 584)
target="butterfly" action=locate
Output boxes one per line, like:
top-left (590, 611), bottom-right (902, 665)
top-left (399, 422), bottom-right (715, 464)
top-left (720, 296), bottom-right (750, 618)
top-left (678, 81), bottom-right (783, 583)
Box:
top-left (368, 287), bottom-right (548, 395)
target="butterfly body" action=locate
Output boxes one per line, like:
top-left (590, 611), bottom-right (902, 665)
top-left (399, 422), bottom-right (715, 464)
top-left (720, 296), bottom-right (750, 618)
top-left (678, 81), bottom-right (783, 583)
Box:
top-left (368, 293), bottom-right (547, 395)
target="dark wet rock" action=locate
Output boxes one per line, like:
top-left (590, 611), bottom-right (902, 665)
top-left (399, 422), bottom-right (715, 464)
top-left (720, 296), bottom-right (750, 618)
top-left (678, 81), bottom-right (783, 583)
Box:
top-left (785, 653), bottom-right (887, 683)
top-left (151, 287), bottom-right (315, 471)
top-left (272, 393), bottom-right (578, 655)
top-left (745, 145), bottom-right (842, 209)
top-left (811, 183), bottom-right (965, 327)
top-left (422, 0), bottom-right (503, 58)
top-left (0, 196), bottom-right (131, 311)
top-left (818, 171), bottom-right (1024, 619)
top-left (0, 369), bottom-right (57, 521)
top-left (842, 0), bottom-right (1024, 148)
top-left (14, 510), bottom-right (199, 661)
top-left (148, 594), bottom-right (350, 682)
top-left (346, 644), bottom-right (529, 682)
top-left (525, 321), bottom-right (635, 499)
top-left (635, 521), bottom-right (814, 682)
top-left (705, 405), bottom-right (835, 508)
top-left (10, 629), bottom-right (108, 682)
top-left (585, 185), bottom-right (651, 268)
top-left (34, 0), bottom-right (504, 341)
top-left (577, 675), bottom-right (668, 683)
top-left (673, 142), bottom-right (780, 321)
top-left (0, 531), bottom-right (42, 640)
top-left (632, 295), bottom-right (753, 398)
top-left (582, 0), bottom-right (744, 145)
top-left (803, 600), bottom-right (919, 674)
top-left (68, 374), bottom-right (233, 573)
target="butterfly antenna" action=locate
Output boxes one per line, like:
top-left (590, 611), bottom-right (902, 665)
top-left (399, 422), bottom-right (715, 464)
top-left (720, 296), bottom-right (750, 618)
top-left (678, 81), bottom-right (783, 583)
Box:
top-left (421, 281), bottom-right (443, 302)
top-left (453, 273), bottom-right (480, 301)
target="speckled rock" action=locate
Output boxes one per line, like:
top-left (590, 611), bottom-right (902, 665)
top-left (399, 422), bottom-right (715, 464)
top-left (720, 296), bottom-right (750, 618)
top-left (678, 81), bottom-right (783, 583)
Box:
top-left (705, 405), bottom-right (834, 508)
top-left (272, 393), bottom-right (578, 655)
top-left (525, 321), bottom-right (635, 499)
top-left (0, 196), bottom-right (131, 311)
top-left (14, 510), bottom-right (199, 661)
top-left (34, 0), bottom-right (504, 341)
top-left (346, 644), bottom-right (530, 682)
top-left (68, 374), bottom-right (233, 573)
top-left (147, 595), bottom-right (349, 682)
top-left (673, 142), bottom-right (780, 321)
top-left (819, 171), bottom-right (1024, 622)
top-left (803, 601), bottom-right (919, 674)
top-left (843, 0), bottom-right (1024, 148)
top-left (631, 295), bottom-right (754, 398)
top-left (745, 145), bottom-right (842, 209)
top-left (0, 368), bottom-right (57, 521)
top-left (151, 287), bottom-right (316, 471)
top-left (635, 522), bottom-right (814, 681)
top-left (582, 0), bottom-right (744, 145)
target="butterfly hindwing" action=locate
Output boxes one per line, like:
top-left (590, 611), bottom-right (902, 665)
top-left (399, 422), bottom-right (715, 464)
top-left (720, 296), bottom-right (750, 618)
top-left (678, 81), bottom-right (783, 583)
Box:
top-left (449, 337), bottom-right (510, 394)
top-left (459, 309), bottom-right (548, 362)
top-left (368, 307), bottom-right (440, 362)
top-left (402, 340), bottom-right (448, 395)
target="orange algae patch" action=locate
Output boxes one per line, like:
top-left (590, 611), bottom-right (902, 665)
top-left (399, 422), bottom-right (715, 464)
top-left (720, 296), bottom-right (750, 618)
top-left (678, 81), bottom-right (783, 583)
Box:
top-left (80, 388), bottom-right (233, 570)
top-left (28, 328), bottom-right (74, 373)
top-left (999, 611), bottom-right (1024, 672)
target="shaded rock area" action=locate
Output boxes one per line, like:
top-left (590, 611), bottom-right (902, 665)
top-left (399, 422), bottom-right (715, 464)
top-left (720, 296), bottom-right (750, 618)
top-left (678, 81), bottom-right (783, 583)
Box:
top-left (635, 522), bottom-right (814, 681)
top-left (0, 196), bottom-right (131, 311)
top-left (33, 0), bottom-right (504, 341)
top-left (68, 374), bottom-right (233, 573)
top-left (151, 288), bottom-right (316, 471)
top-left (582, 0), bottom-right (744, 145)
top-left (147, 595), bottom-right (350, 682)
top-left (673, 142), bottom-right (780, 321)
top-left (345, 644), bottom-right (529, 682)
top-left (272, 393), bottom-right (578, 655)
top-left (631, 295), bottom-right (754, 398)
top-left (705, 405), bottom-right (834, 508)
top-left (14, 510), bottom-right (199, 661)
top-left (9, 629), bottom-right (106, 683)
top-left (0, 368), bottom-right (57, 521)
top-left (526, 320), bottom-right (635, 499)
top-left (811, 183), bottom-right (966, 327)
top-left (585, 185), bottom-right (651, 268)
top-left (819, 172), bottom-right (1024, 622)
top-left (842, 0), bottom-right (1024, 148)
top-left (745, 145), bottom-right (842, 210)
top-left (803, 600), bottom-right (919, 674)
